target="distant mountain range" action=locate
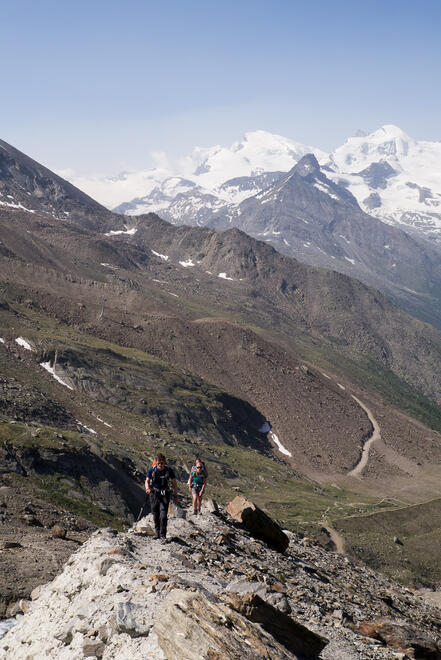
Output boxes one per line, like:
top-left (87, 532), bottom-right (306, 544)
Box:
top-left (65, 125), bottom-right (441, 246)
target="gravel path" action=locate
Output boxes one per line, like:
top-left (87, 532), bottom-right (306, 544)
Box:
top-left (348, 396), bottom-right (381, 478)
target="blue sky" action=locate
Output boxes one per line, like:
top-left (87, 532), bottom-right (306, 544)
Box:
top-left (2, 0), bottom-right (441, 174)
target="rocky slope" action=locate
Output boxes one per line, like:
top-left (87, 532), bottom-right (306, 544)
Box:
top-left (2, 502), bottom-right (441, 659)
top-left (0, 139), bottom-right (120, 233)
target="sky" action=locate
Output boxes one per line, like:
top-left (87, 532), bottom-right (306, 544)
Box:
top-left (2, 0), bottom-right (441, 176)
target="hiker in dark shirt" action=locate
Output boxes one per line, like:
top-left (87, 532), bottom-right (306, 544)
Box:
top-left (145, 453), bottom-right (178, 541)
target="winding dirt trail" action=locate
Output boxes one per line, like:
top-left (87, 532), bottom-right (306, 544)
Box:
top-left (348, 395), bottom-right (381, 478)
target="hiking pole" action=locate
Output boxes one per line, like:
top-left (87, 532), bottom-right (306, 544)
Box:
top-left (136, 493), bottom-right (149, 522)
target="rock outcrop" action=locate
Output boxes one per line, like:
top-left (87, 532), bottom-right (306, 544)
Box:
top-left (226, 495), bottom-right (289, 552)
top-left (2, 504), bottom-right (441, 659)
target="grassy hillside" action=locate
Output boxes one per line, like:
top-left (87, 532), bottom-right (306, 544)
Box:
top-left (333, 499), bottom-right (441, 587)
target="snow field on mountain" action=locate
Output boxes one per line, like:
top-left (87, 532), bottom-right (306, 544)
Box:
top-left (67, 131), bottom-right (326, 209)
top-left (15, 338), bottom-right (33, 351)
top-left (40, 361), bottom-right (74, 390)
top-left (270, 431), bottom-right (292, 457)
top-left (327, 125), bottom-right (441, 232)
top-left (151, 250), bottom-right (169, 261)
top-left (104, 227), bottom-right (137, 236)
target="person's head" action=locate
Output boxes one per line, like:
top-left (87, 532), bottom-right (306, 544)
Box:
top-left (195, 458), bottom-right (203, 470)
top-left (155, 453), bottom-right (166, 468)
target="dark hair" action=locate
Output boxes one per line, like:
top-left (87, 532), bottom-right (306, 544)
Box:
top-left (156, 453), bottom-right (166, 463)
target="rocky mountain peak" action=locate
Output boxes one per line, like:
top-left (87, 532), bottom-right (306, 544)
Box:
top-left (290, 153), bottom-right (320, 178)
top-left (0, 139), bottom-right (115, 232)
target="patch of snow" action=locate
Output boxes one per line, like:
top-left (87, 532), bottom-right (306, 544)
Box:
top-left (167, 292), bottom-right (179, 297)
top-left (105, 227), bottom-right (137, 236)
top-left (205, 270), bottom-right (213, 275)
top-left (76, 421), bottom-right (97, 435)
top-left (15, 337), bottom-right (33, 351)
top-left (0, 338), bottom-right (5, 344)
top-left (151, 250), bottom-right (169, 261)
top-left (337, 383), bottom-right (346, 390)
top-left (258, 421), bottom-right (271, 433)
top-left (95, 416), bottom-right (112, 428)
top-left (0, 199), bottom-right (35, 213)
top-left (283, 238), bottom-right (290, 246)
top-left (179, 259), bottom-right (195, 268)
top-left (344, 257), bottom-right (356, 265)
top-left (313, 180), bottom-right (340, 200)
top-left (384, 244), bottom-right (391, 249)
top-left (270, 431), bottom-right (292, 457)
top-left (218, 272), bottom-right (234, 280)
top-left (40, 362), bottom-right (74, 390)
top-left (321, 372), bottom-right (331, 379)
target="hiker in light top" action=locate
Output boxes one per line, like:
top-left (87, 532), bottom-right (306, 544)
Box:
top-left (145, 453), bottom-right (178, 541)
top-left (188, 458), bottom-right (207, 515)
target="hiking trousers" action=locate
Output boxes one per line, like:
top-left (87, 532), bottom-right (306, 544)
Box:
top-left (149, 491), bottom-right (170, 537)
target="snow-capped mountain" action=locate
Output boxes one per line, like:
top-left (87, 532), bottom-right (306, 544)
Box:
top-left (114, 171), bottom-right (285, 226)
top-left (326, 125), bottom-right (441, 243)
top-left (68, 125), bottom-right (441, 244)
top-left (207, 153), bottom-right (441, 329)
top-left (68, 130), bottom-right (326, 215)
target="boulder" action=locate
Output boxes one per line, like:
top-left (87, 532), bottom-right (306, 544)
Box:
top-left (51, 525), bottom-right (67, 539)
top-left (225, 593), bottom-right (328, 658)
top-left (226, 496), bottom-right (289, 552)
top-left (133, 520), bottom-right (156, 536)
top-left (203, 499), bottom-right (219, 514)
top-left (154, 588), bottom-right (305, 659)
top-left (357, 618), bottom-right (441, 658)
top-left (226, 579), bottom-right (291, 613)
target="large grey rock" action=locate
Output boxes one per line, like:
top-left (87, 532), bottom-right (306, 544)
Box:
top-left (154, 588), bottom-right (303, 659)
top-left (226, 496), bottom-right (289, 552)
top-left (226, 592), bottom-right (328, 658)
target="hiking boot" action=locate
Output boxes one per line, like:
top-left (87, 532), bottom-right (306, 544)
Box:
top-left (154, 533), bottom-right (160, 540)
top-left (160, 537), bottom-right (168, 544)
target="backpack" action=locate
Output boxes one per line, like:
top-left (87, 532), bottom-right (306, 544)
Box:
top-left (150, 465), bottom-right (171, 494)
